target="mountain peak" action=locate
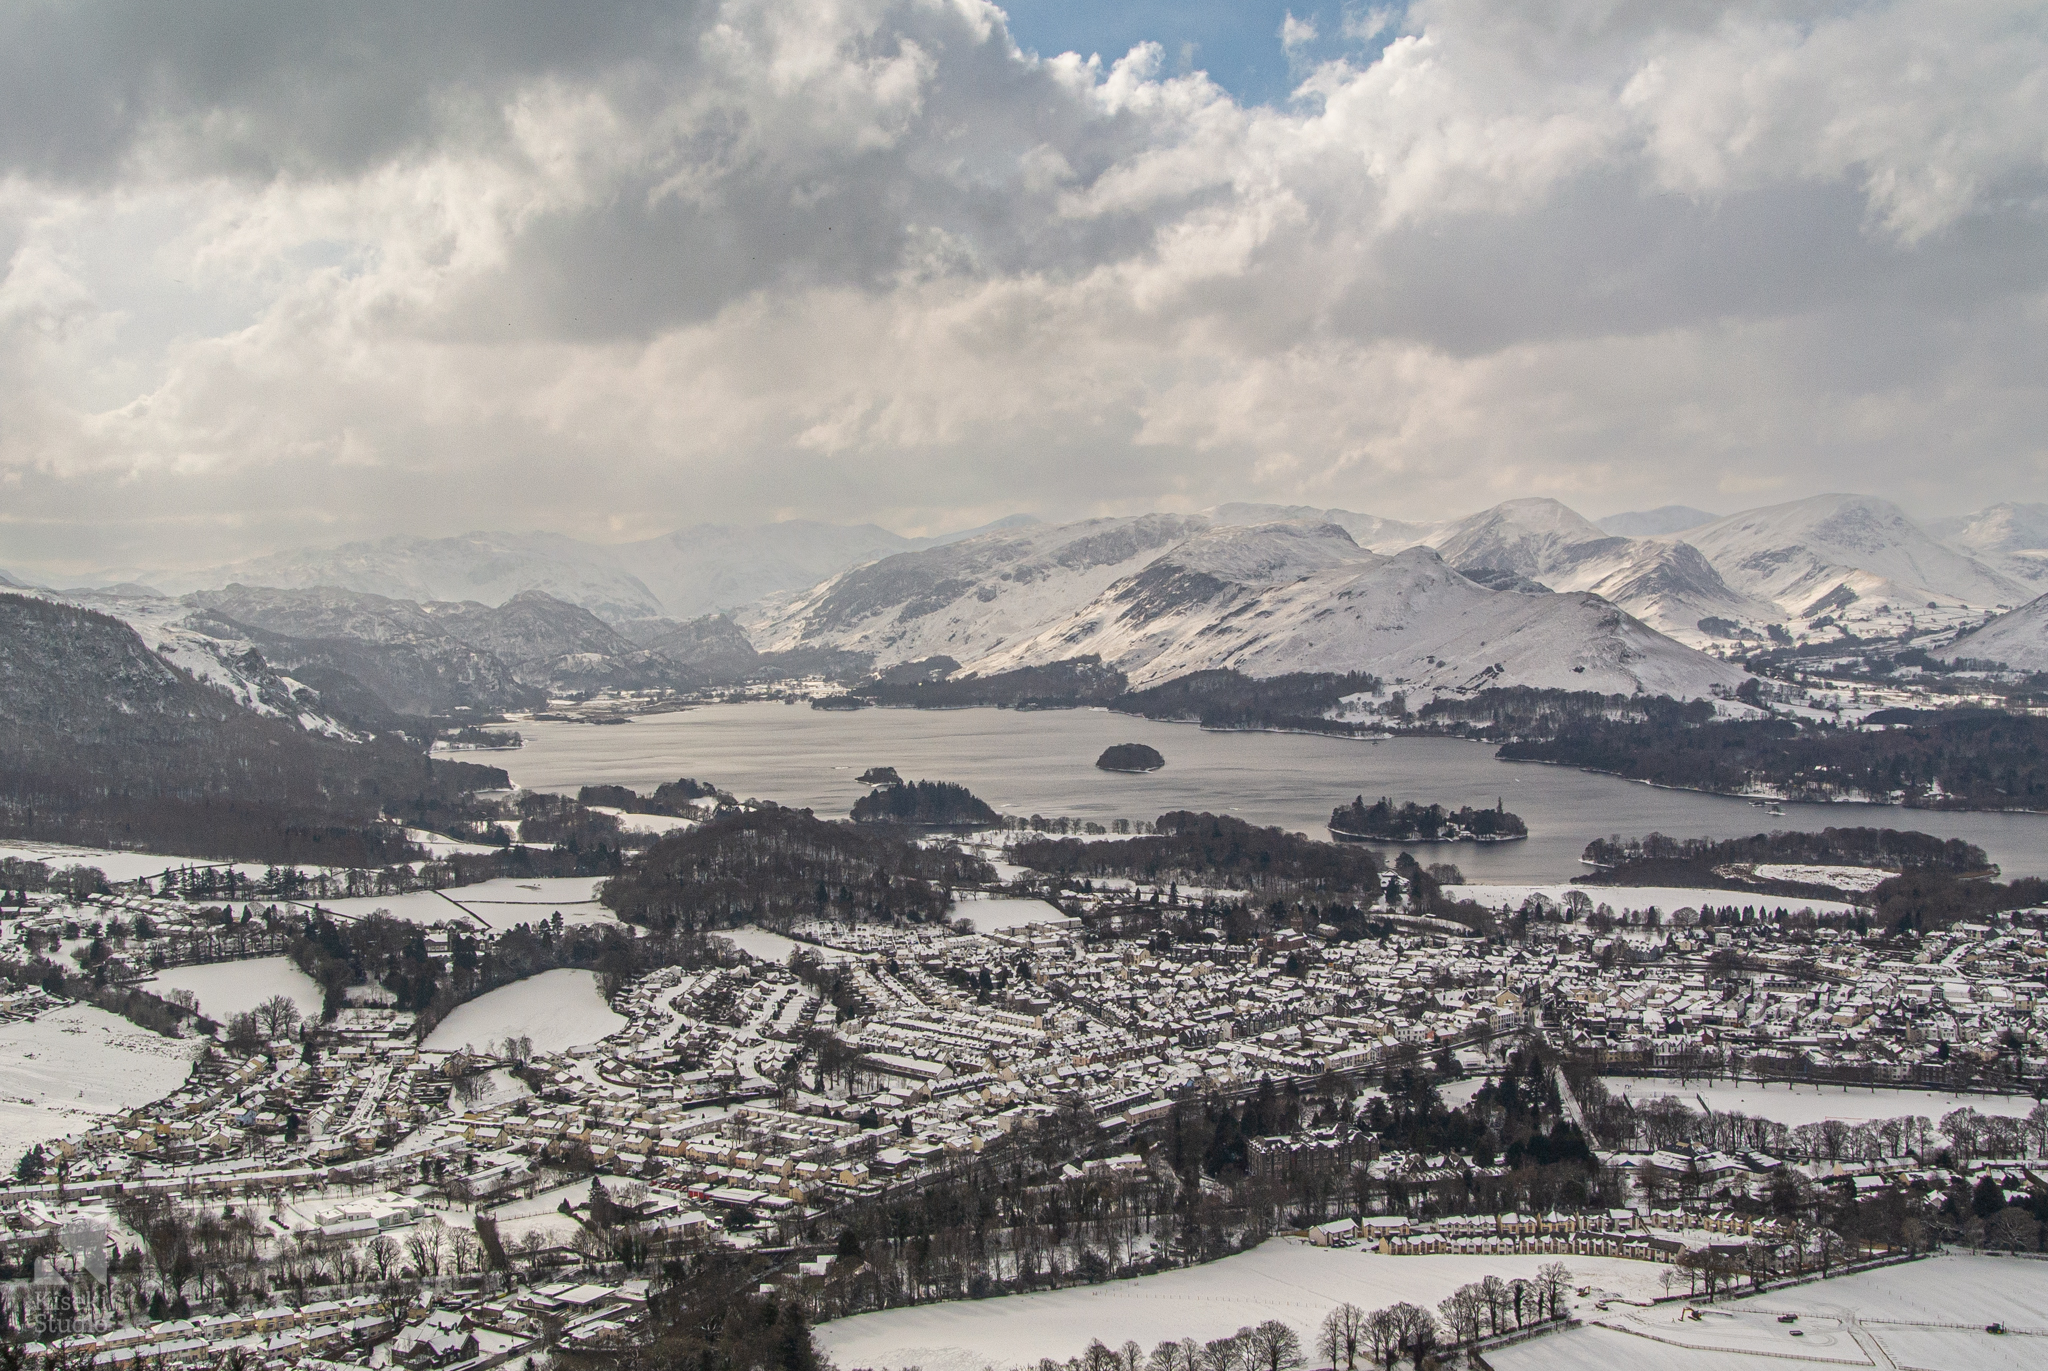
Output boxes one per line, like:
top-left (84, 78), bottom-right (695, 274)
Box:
top-left (1597, 506), bottom-right (1716, 537)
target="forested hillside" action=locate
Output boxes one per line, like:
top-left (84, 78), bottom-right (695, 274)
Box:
top-left (600, 808), bottom-right (992, 932)
top-left (1014, 811), bottom-right (1383, 899)
top-left (1499, 706), bottom-right (2048, 809)
top-left (0, 593), bottom-right (504, 863)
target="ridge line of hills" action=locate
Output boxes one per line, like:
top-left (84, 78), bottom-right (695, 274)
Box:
top-left (5, 493), bottom-right (2048, 744)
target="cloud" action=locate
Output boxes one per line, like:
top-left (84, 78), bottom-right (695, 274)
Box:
top-left (0, 0), bottom-right (2044, 578)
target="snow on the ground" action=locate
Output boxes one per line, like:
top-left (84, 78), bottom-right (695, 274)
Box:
top-left (307, 877), bottom-right (613, 931)
top-left (1605, 1078), bottom-right (2042, 1127)
top-left (146, 956), bottom-right (323, 1022)
top-left (716, 927), bottom-right (803, 963)
top-left (1449, 884), bottom-right (1860, 918)
top-left (951, 893), bottom-right (1068, 933)
top-left (450, 1068), bottom-right (531, 1113)
top-left (404, 827), bottom-right (502, 857)
top-left (422, 969), bottom-right (623, 1055)
top-left (1750, 864), bottom-right (1894, 893)
top-left (0, 1005), bottom-right (195, 1157)
top-left (1439, 1075), bottom-right (1487, 1108)
top-left (1496, 1253), bottom-right (2048, 1371)
top-left (585, 806), bottom-right (696, 836)
top-left (814, 1238), bottom-right (1666, 1371)
top-left (0, 839), bottom-right (266, 887)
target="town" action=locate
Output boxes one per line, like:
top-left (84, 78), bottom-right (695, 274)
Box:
top-left (2, 803), bottom-right (2044, 1371)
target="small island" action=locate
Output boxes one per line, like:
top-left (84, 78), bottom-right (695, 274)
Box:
top-left (1330, 796), bottom-right (1527, 843)
top-left (858, 766), bottom-right (902, 786)
top-left (1096, 743), bottom-right (1165, 773)
top-left (851, 779), bottom-right (1000, 828)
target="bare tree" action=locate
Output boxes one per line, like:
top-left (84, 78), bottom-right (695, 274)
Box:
top-left (1318, 1302), bottom-right (1366, 1370)
top-left (1201, 1331), bottom-right (1246, 1371)
top-left (1243, 1321), bottom-right (1303, 1371)
top-left (365, 1235), bottom-right (398, 1283)
top-left (448, 1230), bottom-right (483, 1275)
top-left (404, 1226), bottom-right (443, 1279)
top-left (1364, 1308), bottom-right (1401, 1371)
top-left (1438, 1286), bottom-right (1484, 1343)
top-left (255, 994), bottom-right (302, 1039)
top-left (1389, 1304), bottom-right (1437, 1367)
top-left (1479, 1274), bottom-right (1509, 1334)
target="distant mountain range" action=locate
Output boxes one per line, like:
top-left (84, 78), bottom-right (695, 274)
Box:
top-left (8, 493), bottom-right (2046, 728)
top-left (747, 515), bottom-right (1744, 699)
top-left (102, 515), bottom-right (1043, 623)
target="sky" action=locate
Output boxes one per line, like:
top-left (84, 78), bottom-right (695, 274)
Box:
top-left (0, 0), bottom-right (2044, 578)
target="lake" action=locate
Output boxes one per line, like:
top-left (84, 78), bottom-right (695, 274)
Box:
top-left (493, 704), bottom-right (2048, 883)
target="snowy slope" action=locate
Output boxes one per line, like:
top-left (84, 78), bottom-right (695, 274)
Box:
top-left (1678, 494), bottom-right (2029, 618)
top-left (1927, 501), bottom-right (2048, 587)
top-left (766, 519), bottom-right (1741, 699)
top-left (1596, 506), bottom-right (1716, 536)
top-left (159, 531), bottom-right (670, 623)
top-left (1399, 499), bottom-right (1770, 645)
top-left (977, 538), bottom-right (1740, 698)
top-left (1204, 503), bottom-right (1442, 552)
top-left (1424, 497), bottom-right (1611, 574)
top-left (1936, 593), bottom-right (2048, 669)
top-left (39, 587), bottom-right (362, 738)
top-left (1533, 540), bottom-right (1780, 646)
top-left (746, 515), bottom-right (1209, 664)
top-left (144, 517), bottom-right (1026, 625)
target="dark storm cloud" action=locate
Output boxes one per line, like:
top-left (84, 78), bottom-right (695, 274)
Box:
top-left (0, 1), bottom-right (701, 182)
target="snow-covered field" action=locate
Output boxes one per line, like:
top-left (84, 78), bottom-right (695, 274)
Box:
top-left (0, 1005), bottom-right (194, 1157)
top-left (422, 969), bottom-right (623, 1055)
top-left (404, 827), bottom-right (503, 857)
top-left (716, 927), bottom-right (804, 963)
top-left (1750, 863), bottom-right (1894, 894)
top-left (815, 1239), bottom-right (1665, 1371)
top-left (306, 876), bottom-right (613, 930)
top-left (951, 894), bottom-right (1068, 933)
top-left (1449, 883), bottom-right (1860, 918)
top-left (0, 839), bottom-right (266, 887)
top-left (1495, 1254), bottom-right (2048, 1371)
top-left (1606, 1078), bottom-right (2042, 1126)
top-left (584, 806), bottom-right (696, 836)
top-left (146, 956), bottom-right (324, 1021)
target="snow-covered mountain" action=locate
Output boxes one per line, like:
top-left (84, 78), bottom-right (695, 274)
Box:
top-left (1677, 494), bottom-right (2029, 629)
top-left (747, 514), bottom-right (1210, 664)
top-left (1204, 503), bottom-right (1440, 552)
top-left (420, 590), bottom-right (691, 694)
top-left (160, 532), bottom-right (671, 624)
top-left (758, 518), bottom-right (1741, 699)
top-left (1597, 506), bottom-right (1716, 537)
top-left (1927, 502), bottom-right (2048, 587)
top-left (26, 586), bottom-right (363, 738)
top-left (189, 585), bottom-right (549, 713)
top-left (1403, 499), bottom-right (1772, 645)
top-left (135, 516), bottom-right (1042, 625)
top-left (1937, 593), bottom-right (2048, 670)
top-left (1200, 498), bottom-right (1768, 644)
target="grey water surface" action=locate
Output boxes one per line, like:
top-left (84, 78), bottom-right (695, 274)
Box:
top-left (495, 703), bottom-right (2048, 883)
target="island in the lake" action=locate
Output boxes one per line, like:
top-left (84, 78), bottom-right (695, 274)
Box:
top-left (1096, 743), bottom-right (1165, 773)
top-left (851, 778), bottom-right (1000, 827)
top-left (857, 766), bottom-right (902, 785)
top-left (1329, 795), bottom-right (1528, 843)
